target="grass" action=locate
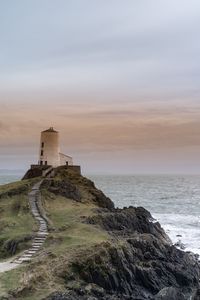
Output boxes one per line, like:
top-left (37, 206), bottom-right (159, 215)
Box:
top-left (0, 172), bottom-right (109, 300)
top-left (0, 178), bottom-right (36, 196)
top-left (42, 191), bottom-right (108, 256)
top-left (0, 195), bottom-right (36, 239)
top-left (0, 267), bottom-right (25, 297)
top-left (0, 179), bottom-right (38, 260)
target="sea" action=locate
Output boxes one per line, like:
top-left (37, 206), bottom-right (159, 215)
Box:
top-left (1, 170), bottom-right (200, 256)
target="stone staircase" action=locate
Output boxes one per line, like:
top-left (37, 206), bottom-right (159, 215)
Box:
top-left (42, 166), bottom-right (54, 177)
top-left (12, 180), bottom-right (48, 264)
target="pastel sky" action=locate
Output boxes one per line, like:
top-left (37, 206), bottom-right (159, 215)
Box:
top-left (0, 0), bottom-right (200, 174)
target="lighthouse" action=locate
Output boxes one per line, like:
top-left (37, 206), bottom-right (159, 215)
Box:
top-left (22, 127), bottom-right (80, 180)
top-left (38, 127), bottom-right (73, 167)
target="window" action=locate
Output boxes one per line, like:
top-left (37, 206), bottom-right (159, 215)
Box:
top-left (40, 161), bottom-right (43, 165)
top-left (45, 161), bottom-right (48, 165)
top-left (41, 142), bottom-right (44, 148)
top-left (41, 150), bottom-right (44, 156)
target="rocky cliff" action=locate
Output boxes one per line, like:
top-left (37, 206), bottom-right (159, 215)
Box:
top-left (0, 167), bottom-right (200, 300)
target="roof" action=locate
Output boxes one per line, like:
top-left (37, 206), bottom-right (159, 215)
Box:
top-left (42, 127), bottom-right (58, 133)
top-left (59, 153), bottom-right (72, 159)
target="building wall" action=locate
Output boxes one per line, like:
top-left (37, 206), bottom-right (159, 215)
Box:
top-left (59, 153), bottom-right (73, 166)
top-left (39, 130), bottom-right (60, 167)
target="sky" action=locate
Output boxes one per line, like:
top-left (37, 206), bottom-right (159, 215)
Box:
top-left (0, 0), bottom-right (200, 174)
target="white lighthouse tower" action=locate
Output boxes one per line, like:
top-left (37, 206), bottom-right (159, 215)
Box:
top-left (38, 127), bottom-right (73, 167)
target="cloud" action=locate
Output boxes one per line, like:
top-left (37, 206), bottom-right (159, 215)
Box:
top-left (0, 0), bottom-right (200, 172)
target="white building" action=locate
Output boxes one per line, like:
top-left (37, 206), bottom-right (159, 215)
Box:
top-left (38, 127), bottom-right (73, 167)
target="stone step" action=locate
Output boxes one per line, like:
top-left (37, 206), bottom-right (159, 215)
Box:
top-left (37, 234), bottom-right (47, 237)
top-left (28, 249), bottom-right (38, 253)
top-left (32, 242), bottom-right (43, 246)
top-left (25, 248), bottom-right (38, 252)
top-left (33, 240), bottom-right (43, 243)
top-left (21, 254), bottom-right (33, 258)
top-left (18, 258), bottom-right (31, 262)
top-left (13, 260), bottom-right (23, 264)
top-left (13, 180), bottom-right (49, 265)
top-left (33, 240), bottom-right (44, 243)
top-left (33, 241), bottom-right (45, 244)
top-left (37, 231), bottom-right (48, 237)
top-left (26, 251), bottom-right (37, 254)
top-left (36, 234), bottom-right (48, 237)
top-left (32, 241), bottom-right (43, 245)
top-left (17, 256), bottom-right (32, 260)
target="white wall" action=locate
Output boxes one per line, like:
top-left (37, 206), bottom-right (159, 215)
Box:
top-left (39, 130), bottom-right (60, 167)
top-left (59, 153), bottom-right (73, 166)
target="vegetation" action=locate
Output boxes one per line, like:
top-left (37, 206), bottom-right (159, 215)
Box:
top-left (42, 191), bottom-right (108, 256)
top-left (0, 169), bottom-right (198, 300)
top-left (0, 170), bottom-right (109, 299)
top-left (0, 179), bottom-right (38, 260)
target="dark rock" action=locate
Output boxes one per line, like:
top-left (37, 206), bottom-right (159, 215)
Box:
top-left (87, 206), bottom-right (169, 242)
top-left (17, 167), bottom-right (200, 299)
top-left (42, 179), bottom-right (81, 202)
top-left (174, 240), bottom-right (186, 250)
top-left (62, 233), bottom-right (199, 299)
top-left (89, 188), bottom-right (114, 210)
top-left (41, 170), bottom-right (114, 210)
top-left (22, 166), bottom-right (49, 180)
top-left (194, 288), bottom-right (200, 300)
top-left (154, 287), bottom-right (187, 300)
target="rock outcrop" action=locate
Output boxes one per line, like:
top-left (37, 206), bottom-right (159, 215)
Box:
top-left (1, 167), bottom-right (200, 300)
top-left (42, 168), bottom-right (200, 300)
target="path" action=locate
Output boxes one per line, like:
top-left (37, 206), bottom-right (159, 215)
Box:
top-left (0, 178), bottom-right (49, 273)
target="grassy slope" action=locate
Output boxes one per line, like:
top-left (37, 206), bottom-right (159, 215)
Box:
top-left (0, 179), bottom-right (38, 260)
top-left (0, 172), bottom-right (109, 300)
top-left (43, 192), bottom-right (108, 255)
